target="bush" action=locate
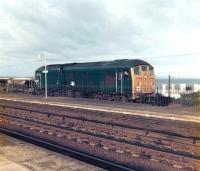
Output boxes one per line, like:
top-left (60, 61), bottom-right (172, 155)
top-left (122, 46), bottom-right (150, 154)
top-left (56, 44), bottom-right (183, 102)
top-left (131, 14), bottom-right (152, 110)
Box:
top-left (180, 92), bottom-right (200, 110)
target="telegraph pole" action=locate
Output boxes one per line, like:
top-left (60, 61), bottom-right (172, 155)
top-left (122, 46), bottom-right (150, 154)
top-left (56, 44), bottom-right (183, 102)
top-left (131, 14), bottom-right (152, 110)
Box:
top-left (44, 59), bottom-right (48, 99)
top-left (39, 53), bottom-right (48, 99)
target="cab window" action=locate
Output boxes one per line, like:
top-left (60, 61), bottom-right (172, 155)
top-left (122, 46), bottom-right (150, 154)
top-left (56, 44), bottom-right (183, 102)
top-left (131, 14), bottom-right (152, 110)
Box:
top-left (149, 67), bottom-right (154, 75)
top-left (134, 67), bottom-right (140, 75)
top-left (141, 66), bottom-right (147, 71)
top-left (123, 70), bottom-right (130, 80)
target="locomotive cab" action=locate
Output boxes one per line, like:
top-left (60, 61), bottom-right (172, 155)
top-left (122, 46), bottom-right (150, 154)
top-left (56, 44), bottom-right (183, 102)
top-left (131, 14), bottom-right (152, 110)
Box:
top-left (130, 65), bottom-right (155, 99)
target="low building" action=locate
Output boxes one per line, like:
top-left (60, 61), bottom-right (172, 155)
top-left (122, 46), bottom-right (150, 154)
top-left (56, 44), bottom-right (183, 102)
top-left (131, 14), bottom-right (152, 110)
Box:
top-left (0, 77), bottom-right (11, 92)
top-left (0, 77), bottom-right (34, 93)
top-left (160, 83), bottom-right (200, 99)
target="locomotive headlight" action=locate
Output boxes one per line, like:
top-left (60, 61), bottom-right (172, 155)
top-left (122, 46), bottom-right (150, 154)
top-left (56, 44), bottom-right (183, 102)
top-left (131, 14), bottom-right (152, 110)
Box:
top-left (136, 86), bottom-right (141, 92)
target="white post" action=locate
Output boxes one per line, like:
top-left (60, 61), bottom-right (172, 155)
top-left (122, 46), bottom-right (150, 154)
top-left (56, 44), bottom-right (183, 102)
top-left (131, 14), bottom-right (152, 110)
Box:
top-left (39, 53), bottom-right (48, 99)
top-left (180, 84), bottom-right (186, 94)
top-left (44, 59), bottom-right (48, 99)
top-left (162, 84), bottom-right (166, 96)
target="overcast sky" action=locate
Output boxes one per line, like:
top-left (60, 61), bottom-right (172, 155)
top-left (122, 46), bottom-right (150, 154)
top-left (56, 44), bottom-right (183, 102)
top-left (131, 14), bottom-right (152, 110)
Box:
top-left (0, 0), bottom-right (200, 78)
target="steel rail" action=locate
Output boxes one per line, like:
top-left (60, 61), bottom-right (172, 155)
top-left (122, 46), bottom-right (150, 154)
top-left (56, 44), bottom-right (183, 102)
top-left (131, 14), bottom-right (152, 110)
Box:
top-left (0, 97), bottom-right (199, 124)
top-left (0, 127), bottom-right (136, 171)
top-left (0, 104), bottom-right (199, 140)
top-left (0, 113), bottom-right (199, 160)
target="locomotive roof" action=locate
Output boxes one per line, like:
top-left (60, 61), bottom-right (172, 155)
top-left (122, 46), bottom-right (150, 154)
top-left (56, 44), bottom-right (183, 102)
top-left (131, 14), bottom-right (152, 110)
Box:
top-left (36, 59), bottom-right (152, 72)
top-left (36, 64), bottom-right (62, 72)
top-left (62, 59), bottom-right (152, 71)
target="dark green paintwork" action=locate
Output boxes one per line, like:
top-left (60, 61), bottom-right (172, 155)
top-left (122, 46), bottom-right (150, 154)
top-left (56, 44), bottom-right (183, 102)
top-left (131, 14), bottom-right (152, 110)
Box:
top-left (35, 59), bottom-right (152, 96)
top-left (35, 64), bottom-right (63, 90)
top-left (61, 59), bottom-right (152, 71)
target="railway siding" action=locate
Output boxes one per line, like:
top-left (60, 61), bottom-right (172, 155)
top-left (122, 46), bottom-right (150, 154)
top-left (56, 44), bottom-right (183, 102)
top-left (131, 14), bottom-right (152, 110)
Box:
top-left (0, 99), bottom-right (199, 138)
top-left (0, 98), bottom-right (200, 171)
top-left (0, 117), bottom-right (198, 171)
top-left (1, 109), bottom-right (199, 158)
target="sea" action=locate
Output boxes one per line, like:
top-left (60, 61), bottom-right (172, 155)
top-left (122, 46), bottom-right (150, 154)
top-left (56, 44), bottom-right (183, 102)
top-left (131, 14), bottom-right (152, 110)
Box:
top-left (156, 78), bottom-right (200, 90)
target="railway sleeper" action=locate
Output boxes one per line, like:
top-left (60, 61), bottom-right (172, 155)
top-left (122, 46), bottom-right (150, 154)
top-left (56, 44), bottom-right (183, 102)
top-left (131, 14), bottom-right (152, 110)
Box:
top-left (0, 112), bottom-right (199, 159)
top-left (0, 119), bottom-right (198, 171)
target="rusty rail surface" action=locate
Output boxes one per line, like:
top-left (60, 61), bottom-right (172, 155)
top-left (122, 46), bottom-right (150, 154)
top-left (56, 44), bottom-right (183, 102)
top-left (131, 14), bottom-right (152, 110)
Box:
top-left (0, 99), bottom-right (199, 171)
top-left (0, 127), bottom-right (135, 171)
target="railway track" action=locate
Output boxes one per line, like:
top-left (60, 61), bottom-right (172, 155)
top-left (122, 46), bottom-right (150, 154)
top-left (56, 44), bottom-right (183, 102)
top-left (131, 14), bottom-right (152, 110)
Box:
top-left (0, 96), bottom-right (199, 123)
top-left (0, 99), bottom-right (200, 171)
top-left (0, 99), bottom-right (200, 138)
top-left (0, 127), bottom-right (134, 171)
top-left (0, 104), bottom-right (199, 159)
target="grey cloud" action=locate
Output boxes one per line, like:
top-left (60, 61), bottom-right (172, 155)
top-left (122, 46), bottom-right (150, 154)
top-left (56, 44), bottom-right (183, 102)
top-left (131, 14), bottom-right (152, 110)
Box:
top-left (0, 0), bottom-right (199, 77)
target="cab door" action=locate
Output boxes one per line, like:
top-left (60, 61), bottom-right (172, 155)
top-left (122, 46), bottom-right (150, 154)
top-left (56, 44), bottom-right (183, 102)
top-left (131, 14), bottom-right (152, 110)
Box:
top-left (116, 70), bottom-right (131, 95)
top-left (123, 70), bottom-right (131, 95)
top-left (116, 71), bottom-right (123, 94)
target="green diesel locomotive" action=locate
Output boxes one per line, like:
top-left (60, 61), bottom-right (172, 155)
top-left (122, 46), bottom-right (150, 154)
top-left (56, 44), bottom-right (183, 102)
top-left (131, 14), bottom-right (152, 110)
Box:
top-left (35, 59), bottom-right (156, 101)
